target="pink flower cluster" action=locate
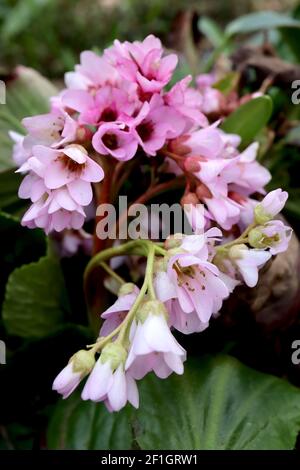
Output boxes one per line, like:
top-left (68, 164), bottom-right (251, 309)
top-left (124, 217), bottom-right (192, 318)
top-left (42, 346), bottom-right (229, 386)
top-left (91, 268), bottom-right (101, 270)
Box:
top-left (53, 189), bottom-right (291, 411)
top-left (13, 35), bottom-right (272, 236)
top-left (13, 35), bottom-right (291, 412)
top-left (169, 132), bottom-right (271, 232)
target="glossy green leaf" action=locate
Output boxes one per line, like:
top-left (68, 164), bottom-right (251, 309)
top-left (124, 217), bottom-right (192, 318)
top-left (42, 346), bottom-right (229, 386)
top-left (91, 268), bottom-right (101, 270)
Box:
top-left (0, 211), bottom-right (46, 306)
top-left (135, 355), bottom-right (300, 450)
top-left (2, 254), bottom-right (68, 338)
top-left (198, 17), bottom-right (226, 48)
top-left (213, 71), bottom-right (240, 96)
top-left (226, 11), bottom-right (300, 37)
top-left (48, 355), bottom-right (300, 450)
top-left (0, 169), bottom-right (27, 217)
top-left (1, 0), bottom-right (52, 41)
top-left (220, 96), bottom-right (273, 147)
top-left (47, 391), bottom-right (132, 450)
top-left (0, 66), bottom-right (57, 171)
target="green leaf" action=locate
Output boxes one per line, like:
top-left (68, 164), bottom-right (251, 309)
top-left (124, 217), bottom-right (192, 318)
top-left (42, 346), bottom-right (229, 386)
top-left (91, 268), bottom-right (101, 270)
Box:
top-left (213, 71), bottom-right (240, 96)
top-left (220, 96), bottom-right (273, 147)
top-left (198, 17), bottom-right (226, 48)
top-left (226, 11), bottom-right (300, 37)
top-left (47, 391), bottom-right (132, 450)
top-left (2, 254), bottom-right (69, 338)
top-left (134, 355), bottom-right (300, 450)
top-left (0, 169), bottom-right (27, 217)
top-left (5, 66), bottom-right (57, 120)
top-left (279, 27), bottom-right (300, 62)
top-left (0, 211), bottom-right (46, 307)
top-left (0, 66), bottom-right (57, 171)
top-left (1, 0), bottom-right (52, 41)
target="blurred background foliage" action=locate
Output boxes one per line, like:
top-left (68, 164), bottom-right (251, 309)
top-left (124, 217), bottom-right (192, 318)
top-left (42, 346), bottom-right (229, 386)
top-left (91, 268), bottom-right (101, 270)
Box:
top-left (0, 0), bottom-right (298, 78)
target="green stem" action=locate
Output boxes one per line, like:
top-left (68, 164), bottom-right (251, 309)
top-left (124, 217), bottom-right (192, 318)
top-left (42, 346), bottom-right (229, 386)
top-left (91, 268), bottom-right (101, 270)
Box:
top-left (216, 222), bottom-right (256, 253)
top-left (89, 241), bottom-right (157, 352)
top-left (99, 261), bottom-right (126, 285)
top-left (145, 244), bottom-right (156, 300)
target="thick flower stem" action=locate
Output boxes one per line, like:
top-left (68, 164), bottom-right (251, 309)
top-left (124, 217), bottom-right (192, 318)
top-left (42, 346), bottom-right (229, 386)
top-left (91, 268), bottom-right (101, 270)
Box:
top-left (112, 176), bottom-right (185, 241)
top-left (215, 222), bottom-right (257, 254)
top-left (99, 262), bottom-right (126, 285)
top-left (93, 156), bottom-right (115, 255)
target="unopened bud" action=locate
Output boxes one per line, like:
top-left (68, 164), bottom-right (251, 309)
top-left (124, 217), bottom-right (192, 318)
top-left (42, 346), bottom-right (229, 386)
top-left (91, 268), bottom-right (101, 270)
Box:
top-left (70, 350), bottom-right (95, 376)
top-left (254, 204), bottom-right (272, 225)
top-left (137, 300), bottom-right (168, 323)
top-left (164, 234), bottom-right (183, 250)
top-left (168, 136), bottom-right (190, 156)
top-left (248, 228), bottom-right (264, 248)
top-left (76, 125), bottom-right (93, 143)
top-left (196, 183), bottom-right (212, 200)
top-left (229, 244), bottom-right (247, 260)
top-left (101, 343), bottom-right (127, 369)
top-left (119, 282), bottom-right (136, 297)
top-left (184, 156), bottom-right (201, 173)
top-left (181, 192), bottom-right (198, 206)
top-left (154, 256), bottom-right (168, 273)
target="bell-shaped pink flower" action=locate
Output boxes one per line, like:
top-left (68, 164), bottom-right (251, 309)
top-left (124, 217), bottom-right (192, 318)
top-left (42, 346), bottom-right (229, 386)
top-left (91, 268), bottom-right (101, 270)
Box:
top-left (105, 35), bottom-right (177, 93)
top-left (65, 50), bottom-right (119, 90)
top-left (82, 344), bottom-right (139, 412)
top-left (99, 284), bottom-right (139, 337)
top-left (255, 189), bottom-right (288, 224)
top-left (92, 122), bottom-right (138, 161)
top-left (228, 244), bottom-right (271, 287)
top-left (126, 301), bottom-right (186, 379)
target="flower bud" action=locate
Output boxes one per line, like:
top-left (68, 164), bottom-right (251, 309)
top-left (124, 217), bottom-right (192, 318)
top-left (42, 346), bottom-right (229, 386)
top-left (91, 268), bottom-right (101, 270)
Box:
top-left (76, 125), bottom-right (93, 143)
top-left (254, 189), bottom-right (288, 224)
top-left (184, 156), bottom-right (201, 173)
top-left (136, 300), bottom-right (168, 323)
top-left (118, 282), bottom-right (137, 297)
top-left (154, 256), bottom-right (168, 273)
top-left (229, 244), bottom-right (247, 260)
top-left (254, 204), bottom-right (271, 225)
top-left (181, 192), bottom-right (199, 206)
top-left (164, 234), bottom-right (183, 250)
top-left (248, 228), bottom-right (264, 248)
top-left (168, 136), bottom-right (190, 156)
top-left (101, 343), bottom-right (127, 370)
top-left (196, 183), bottom-right (212, 200)
top-left (70, 349), bottom-right (96, 375)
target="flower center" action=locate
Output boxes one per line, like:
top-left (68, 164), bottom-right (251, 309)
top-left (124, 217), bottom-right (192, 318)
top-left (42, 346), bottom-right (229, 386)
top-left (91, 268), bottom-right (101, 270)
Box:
top-left (136, 121), bottom-right (154, 141)
top-left (102, 133), bottom-right (118, 150)
top-left (100, 107), bottom-right (118, 122)
top-left (60, 155), bottom-right (85, 174)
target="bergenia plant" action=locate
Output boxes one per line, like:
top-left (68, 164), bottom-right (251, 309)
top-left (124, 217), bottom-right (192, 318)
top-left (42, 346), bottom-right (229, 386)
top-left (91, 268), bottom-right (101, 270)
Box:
top-left (12, 35), bottom-right (292, 412)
